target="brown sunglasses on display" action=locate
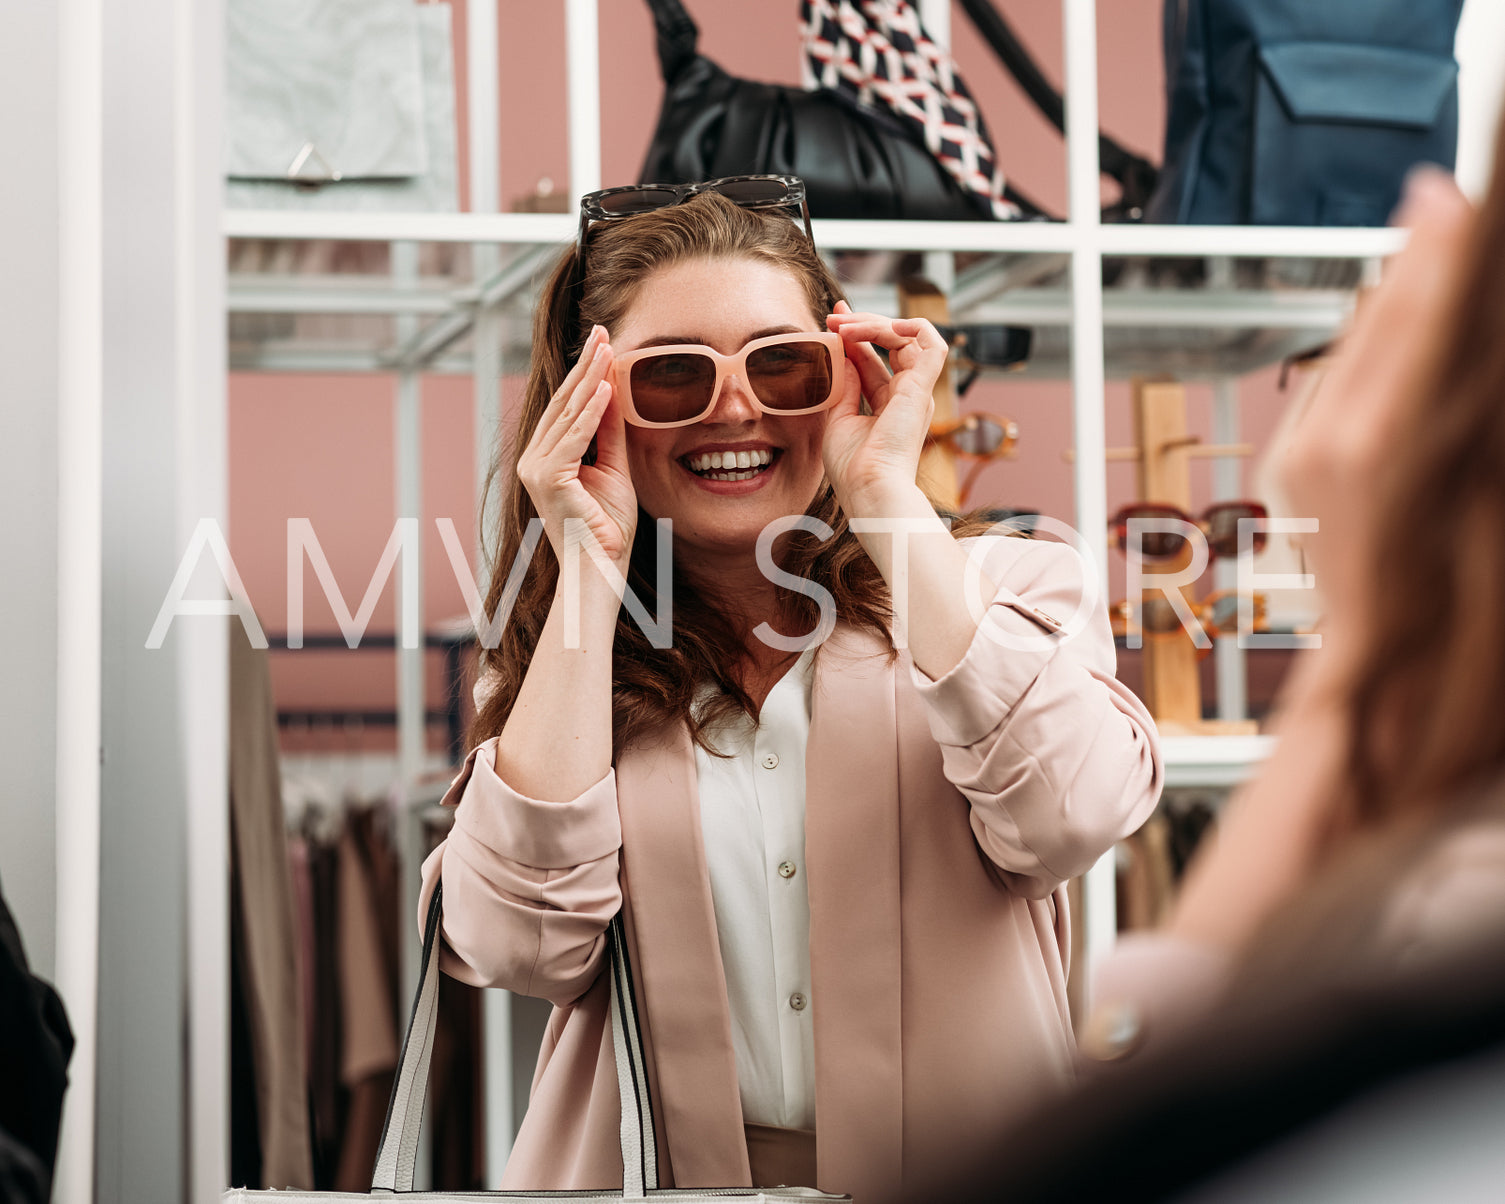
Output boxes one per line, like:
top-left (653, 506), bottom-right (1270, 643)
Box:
top-left (926, 411), bottom-right (1019, 458)
top-left (1110, 590), bottom-right (1268, 645)
top-left (1109, 500), bottom-right (1269, 561)
top-left (611, 332), bottom-right (846, 428)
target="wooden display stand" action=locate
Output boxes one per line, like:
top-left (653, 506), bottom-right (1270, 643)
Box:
top-left (1129, 378), bottom-right (1258, 738)
top-left (898, 278), bottom-right (960, 510)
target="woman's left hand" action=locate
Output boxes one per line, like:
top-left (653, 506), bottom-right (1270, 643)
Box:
top-left (1275, 168), bottom-right (1472, 651)
top-left (822, 302), bottom-right (948, 515)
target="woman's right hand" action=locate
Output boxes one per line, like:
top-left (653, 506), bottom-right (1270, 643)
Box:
top-left (517, 325), bottom-right (637, 570)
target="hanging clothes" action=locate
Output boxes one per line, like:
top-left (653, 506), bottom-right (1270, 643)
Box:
top-left (1117, 811), bottom-right (1178, 932)
top-left (422, 808), bottom-right (487, 1191)
top-left (280, 778), bottom-right (435, 1190)
top-left (228, 630), bottom-right (315, 1188)
top-left (331, 817), bottom-right (400, 1191)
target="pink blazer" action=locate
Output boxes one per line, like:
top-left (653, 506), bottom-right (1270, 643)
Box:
top-left (419, 536), bottom-right (1162, 1202)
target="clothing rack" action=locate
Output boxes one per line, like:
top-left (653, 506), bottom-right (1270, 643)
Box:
top-left (264, 631), bottom-right (474, 765)
top-left (262, 626), bottom-right (478, 1187)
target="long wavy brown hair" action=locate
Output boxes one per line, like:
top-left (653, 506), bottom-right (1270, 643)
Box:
top-left (469, 191), bottom-right (983, 756)
top-left (1339, 142), bottom-right (1505, 836)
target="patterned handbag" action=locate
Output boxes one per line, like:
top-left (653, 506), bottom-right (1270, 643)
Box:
top-left (223, 882), bottom-right (850, 1203)
top-left (639, 0), bottom-right (1016, 220)
top-left (801, 0), bottom-right (1017, 220)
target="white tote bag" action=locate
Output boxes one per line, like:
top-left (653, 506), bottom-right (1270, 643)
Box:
top-left (224, 883), bottom-right (849, 1203)
top-left (224, 0), bottom-right (459, 211)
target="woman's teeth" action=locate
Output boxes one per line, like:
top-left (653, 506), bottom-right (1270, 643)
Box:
top-left (685, 448), bottom-right (774, 481)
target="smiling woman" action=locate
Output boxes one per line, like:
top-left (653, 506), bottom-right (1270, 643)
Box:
top-left (613, 259), bottom-right (838, 568)
top-left (417, 185), bottom-right (1163, 1200)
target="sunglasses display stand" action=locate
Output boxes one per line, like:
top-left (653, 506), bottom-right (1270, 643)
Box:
top-left (902, 276), bottom-right (1027, 511)
top-left (1130, 378), bottom-right (1259, 738)
top-left (900, 277), bottom-right (962, 510)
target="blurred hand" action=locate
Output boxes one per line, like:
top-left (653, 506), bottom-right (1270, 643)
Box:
top-left (516, 325), bottom-right (637, 570)
top-left (1167, 171), bottom-right (1476, 956)
top-left (1278, 168), bottom-right (1474, 645)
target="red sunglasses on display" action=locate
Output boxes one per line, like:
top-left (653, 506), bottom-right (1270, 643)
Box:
top-left (611, 332), bottom-right (846, 428)
top-left (1109, 501), bottom-right (1269, 561)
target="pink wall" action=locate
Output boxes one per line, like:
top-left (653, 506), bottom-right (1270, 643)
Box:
top-left (231, 1), bottom-right (1292, 746)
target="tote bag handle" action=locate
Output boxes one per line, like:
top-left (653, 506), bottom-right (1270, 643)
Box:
top-left (370, 883), bottom-right (658, 1197)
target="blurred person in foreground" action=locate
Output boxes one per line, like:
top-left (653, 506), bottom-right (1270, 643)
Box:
top-left (916, 150), bottom-right (1505, 1201)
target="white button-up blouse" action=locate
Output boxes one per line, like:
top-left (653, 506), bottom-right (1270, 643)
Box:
top-left (692, 647), bottom-right (817, 1131)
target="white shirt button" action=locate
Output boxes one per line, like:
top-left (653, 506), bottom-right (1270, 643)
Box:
top-left (789, 992), bottom-right (807, 1012)
top-left (761, 752), bottom-right (780, 770)
top-left (777, 860), bottom-right (797, 879)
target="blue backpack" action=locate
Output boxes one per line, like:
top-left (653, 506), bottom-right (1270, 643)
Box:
top-left (1146, 0), bottom-right (1465, 225)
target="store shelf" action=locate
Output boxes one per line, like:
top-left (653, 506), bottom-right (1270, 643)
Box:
top-left (224, 208), bottom-right (575, 245)
top-left (228, 277), bottom-right (1355, 325)
top-left (229, 277), bottom-right (461, 315)
top-left (227, 277), bottom-right (1351, 378)
top-left (225, 208), bottom-right (1407, 260)
top-left (223, 211), bottom-right (1387, 380)
top-left (221, 209), bottom-right (1082, 252)
top-left (1096, 224), bottom-right (1405, 259)
top-left (1161, 734), bottom-right (1274, 790)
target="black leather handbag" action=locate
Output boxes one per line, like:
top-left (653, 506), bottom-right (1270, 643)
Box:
top-left (638, 0), bottom-right (1001, 221)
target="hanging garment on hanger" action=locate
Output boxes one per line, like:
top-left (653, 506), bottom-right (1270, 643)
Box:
top-left (414, 808), bottom-right (486, 1190)
top-left (229, 630), bottom-right (316, 1189)
top-left (304, 836), bottom-right (342, 1186)
top-left (346, 805), bottom-right (401, 1017)
top-left (426, 972), bottom-right (486, 1189)
top-left (1116, 811), bottom-right (1177, 932)
top-left (331, 821), bottom-right (400, 1191)
top-left (286, 837), bottom-right (318, 1074)
top-left (1167, 798), bottom-right (1218, 880)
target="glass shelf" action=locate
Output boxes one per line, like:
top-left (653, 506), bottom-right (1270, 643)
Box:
top-left (227, 236), bottom-right (1362, 379)
top-left (1161, 735), bottom-right (1274, 789)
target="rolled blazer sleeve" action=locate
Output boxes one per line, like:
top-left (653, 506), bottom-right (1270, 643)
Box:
top-left (911, 535), bottom-right (1163, 895)
top-left (416, 736), bottom-right (622, 1007)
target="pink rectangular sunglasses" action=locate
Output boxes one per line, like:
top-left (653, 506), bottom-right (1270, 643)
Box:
top-left (611, 331), bottom-right (846, 428)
